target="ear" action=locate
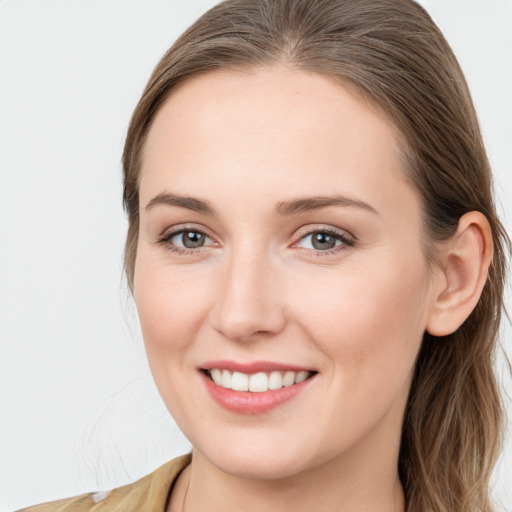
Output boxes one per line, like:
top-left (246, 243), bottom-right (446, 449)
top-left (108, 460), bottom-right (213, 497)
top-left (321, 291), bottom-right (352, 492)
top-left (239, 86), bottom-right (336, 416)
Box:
top-left (426, 211), bottom-right (493, 336)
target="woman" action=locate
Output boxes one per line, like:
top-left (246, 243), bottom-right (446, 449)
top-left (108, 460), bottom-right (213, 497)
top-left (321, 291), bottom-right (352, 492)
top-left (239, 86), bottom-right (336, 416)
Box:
top-left (18, 0), bottom-right (509, 511)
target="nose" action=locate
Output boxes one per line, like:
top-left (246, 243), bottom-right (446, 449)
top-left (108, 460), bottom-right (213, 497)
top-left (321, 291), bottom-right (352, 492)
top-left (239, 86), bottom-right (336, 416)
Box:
top-left (210, 248), bottom-right (287, 342)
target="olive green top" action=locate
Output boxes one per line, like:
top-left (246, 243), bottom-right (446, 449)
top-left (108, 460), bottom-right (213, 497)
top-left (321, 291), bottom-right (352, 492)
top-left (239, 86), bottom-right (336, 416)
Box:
top-left (18, 454), bottom-right (191, 512)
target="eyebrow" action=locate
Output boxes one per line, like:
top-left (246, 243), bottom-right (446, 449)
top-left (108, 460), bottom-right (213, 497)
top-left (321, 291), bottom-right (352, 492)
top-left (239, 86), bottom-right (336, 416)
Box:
top-left (276, 195), bottom-right (379, 216)
top-left (145, 192), bottom-right (215, 214)
top-left (145, 192), bottom-right (378, 216)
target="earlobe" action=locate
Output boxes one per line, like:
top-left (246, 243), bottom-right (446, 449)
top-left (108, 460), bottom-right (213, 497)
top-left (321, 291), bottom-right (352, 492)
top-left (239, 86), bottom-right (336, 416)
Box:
top-left (426, 212), bottom-right (493, 337)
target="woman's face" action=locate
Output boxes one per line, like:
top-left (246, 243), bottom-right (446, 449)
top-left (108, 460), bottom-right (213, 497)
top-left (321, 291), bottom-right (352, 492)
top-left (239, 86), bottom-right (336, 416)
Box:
top-left (135, 67), bottom-right (439, 479)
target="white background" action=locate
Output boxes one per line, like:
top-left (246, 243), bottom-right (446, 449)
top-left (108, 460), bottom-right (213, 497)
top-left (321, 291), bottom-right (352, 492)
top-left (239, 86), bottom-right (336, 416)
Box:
top-left (0, 1), bottom-right (511, 510)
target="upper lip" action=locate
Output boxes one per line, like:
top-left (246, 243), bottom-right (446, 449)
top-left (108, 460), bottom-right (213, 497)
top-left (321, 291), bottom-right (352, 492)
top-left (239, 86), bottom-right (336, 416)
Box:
top-left (200, 360), bottom-right (315, 374)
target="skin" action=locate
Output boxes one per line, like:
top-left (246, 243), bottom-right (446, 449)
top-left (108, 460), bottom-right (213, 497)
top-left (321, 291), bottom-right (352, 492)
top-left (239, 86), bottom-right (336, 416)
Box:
top-left (133, 66), bottom-right (482, 512)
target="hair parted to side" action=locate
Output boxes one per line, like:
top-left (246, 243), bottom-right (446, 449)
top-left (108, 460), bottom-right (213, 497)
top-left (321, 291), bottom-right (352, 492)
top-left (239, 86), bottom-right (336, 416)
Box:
top-left (122, 1), bottom-right (510, 510)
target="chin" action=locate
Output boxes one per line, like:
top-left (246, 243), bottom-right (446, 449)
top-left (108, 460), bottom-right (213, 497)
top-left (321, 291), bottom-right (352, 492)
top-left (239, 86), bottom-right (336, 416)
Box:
top-left (191, 428), bottom-right (328, 481)
top-left (206, 449), bottom-right (310, 480)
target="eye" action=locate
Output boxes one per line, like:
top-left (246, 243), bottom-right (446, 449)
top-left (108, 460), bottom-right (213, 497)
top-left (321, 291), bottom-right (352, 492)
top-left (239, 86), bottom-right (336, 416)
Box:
top-left (172, 230), bottom-right (209, 249)
top-left (295, 228), bottom-right (354, 253)
top-left (158, 227), bottom-right (215, 252)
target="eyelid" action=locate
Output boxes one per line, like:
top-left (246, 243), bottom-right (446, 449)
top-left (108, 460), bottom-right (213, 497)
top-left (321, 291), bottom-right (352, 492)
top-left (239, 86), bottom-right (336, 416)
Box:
top-left (156, 223), bottom-right (219, 250)
top-left (158, 222), bottom-right (213, 238)
top-left (293, 224), bottom-right (355, 243)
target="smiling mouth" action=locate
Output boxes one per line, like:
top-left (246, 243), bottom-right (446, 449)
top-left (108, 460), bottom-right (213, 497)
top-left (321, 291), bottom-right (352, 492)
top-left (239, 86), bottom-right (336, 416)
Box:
top-left (203, 368), bottom-right (316, 392)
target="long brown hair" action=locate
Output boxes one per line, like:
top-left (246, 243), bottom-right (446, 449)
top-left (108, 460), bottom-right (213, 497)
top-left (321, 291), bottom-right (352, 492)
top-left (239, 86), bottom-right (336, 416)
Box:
top-left (122, 1), bottom-right (510, 510)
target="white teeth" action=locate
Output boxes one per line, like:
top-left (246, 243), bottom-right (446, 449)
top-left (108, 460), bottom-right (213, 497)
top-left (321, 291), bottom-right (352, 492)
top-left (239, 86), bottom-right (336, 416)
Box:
top-left (221, 369), bottom-right (232, 389)
top-left (210, 368), bottom-right (222, 385)
top-left (295, 371), bottom-right (309, 384)
top-left (208, 369), bottom-right (313, 392)
top-left (231, 371), bottom-right (249, 391)
top-left (282, 371), bottom-right (295, 387)
top-left (249, 372), bottom-right (268, 392)
top-left (268, 371), bottom-right (283, 390)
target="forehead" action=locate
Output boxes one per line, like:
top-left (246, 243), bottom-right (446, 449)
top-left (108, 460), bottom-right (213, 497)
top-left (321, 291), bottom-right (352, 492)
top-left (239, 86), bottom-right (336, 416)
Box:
top-left (139, 66), bottom-right (414, 217)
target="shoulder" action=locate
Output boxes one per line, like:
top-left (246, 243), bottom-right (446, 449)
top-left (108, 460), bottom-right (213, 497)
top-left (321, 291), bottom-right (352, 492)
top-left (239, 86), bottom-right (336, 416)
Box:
top-left (18, 454), bottom-right (191, 512)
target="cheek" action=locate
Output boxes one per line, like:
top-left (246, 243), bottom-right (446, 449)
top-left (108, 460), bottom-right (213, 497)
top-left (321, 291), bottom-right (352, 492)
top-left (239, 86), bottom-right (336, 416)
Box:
top-left (291, 255), bottom-right (430, 388)
top-left (133, 250), bottom-right (219, 423)
top-left (133, 250), bottom-right (213, 357)
top-left (286, 259), bottom-right (430, 449)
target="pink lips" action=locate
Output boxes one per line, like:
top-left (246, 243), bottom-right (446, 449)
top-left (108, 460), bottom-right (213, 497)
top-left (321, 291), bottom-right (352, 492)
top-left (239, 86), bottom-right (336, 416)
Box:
top-left (200, 360), bottom-right (316, 415)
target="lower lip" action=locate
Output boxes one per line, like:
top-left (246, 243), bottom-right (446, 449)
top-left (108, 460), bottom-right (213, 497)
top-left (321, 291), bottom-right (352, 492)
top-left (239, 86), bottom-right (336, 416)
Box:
top-left (201, 371), bottom-right (315, 415)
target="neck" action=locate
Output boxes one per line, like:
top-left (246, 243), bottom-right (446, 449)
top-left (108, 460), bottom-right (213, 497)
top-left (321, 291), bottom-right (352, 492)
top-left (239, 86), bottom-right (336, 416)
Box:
top-left (183, 456), bottom-right (403, 512)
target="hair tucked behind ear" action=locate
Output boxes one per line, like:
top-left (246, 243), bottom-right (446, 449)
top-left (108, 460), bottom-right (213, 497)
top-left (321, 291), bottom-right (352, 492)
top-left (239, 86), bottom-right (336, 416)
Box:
top-left (122, 1), bottom-right (510, 510)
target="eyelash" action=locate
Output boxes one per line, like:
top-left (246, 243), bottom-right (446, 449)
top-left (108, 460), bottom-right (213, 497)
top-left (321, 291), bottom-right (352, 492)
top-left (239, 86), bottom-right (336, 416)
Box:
top-left (156, 225), bottom-right (355, 256)
top-left (293, 227), bottom-right (355, 256)
top-left (156, 226), bottom-right (214, 255)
